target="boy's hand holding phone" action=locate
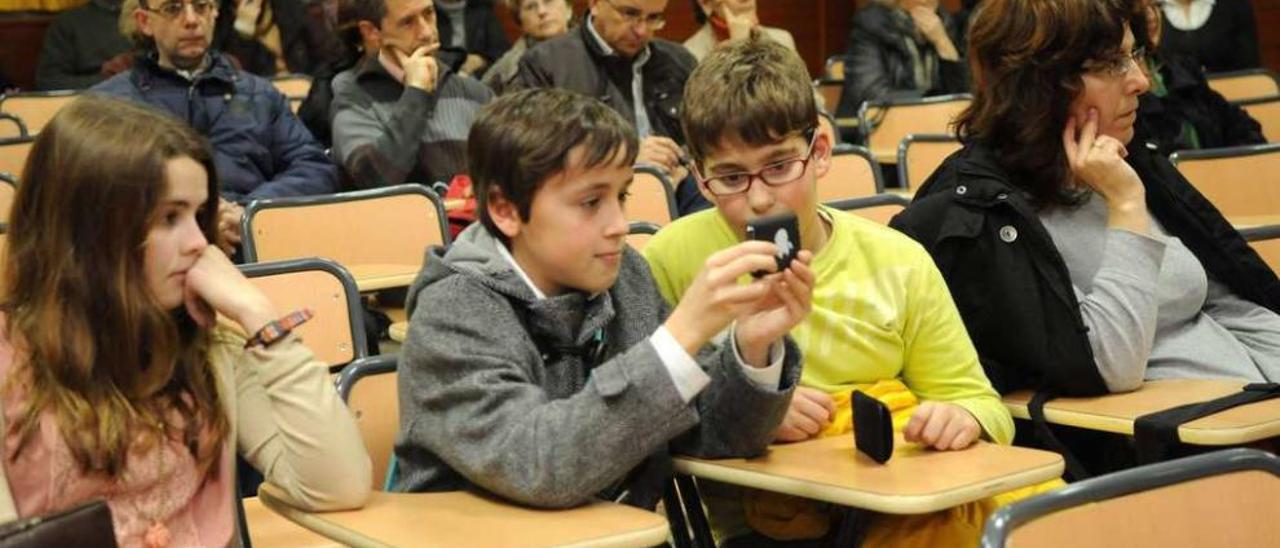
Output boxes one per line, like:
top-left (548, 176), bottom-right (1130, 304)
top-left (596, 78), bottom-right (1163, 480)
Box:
top-left (664, 240), bottom-right (813, 366)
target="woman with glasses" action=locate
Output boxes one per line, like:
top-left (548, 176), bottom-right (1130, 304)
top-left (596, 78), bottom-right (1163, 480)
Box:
top-left (893, 0), bottom-right (1280, 397)
top-left (482, 0), bottom-right (574, 94)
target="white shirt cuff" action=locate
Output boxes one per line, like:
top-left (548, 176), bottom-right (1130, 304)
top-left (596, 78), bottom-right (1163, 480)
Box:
top-left (729, 322), bottom-right (784, 390)
top-left (650, 326), bottom-right (711, 403)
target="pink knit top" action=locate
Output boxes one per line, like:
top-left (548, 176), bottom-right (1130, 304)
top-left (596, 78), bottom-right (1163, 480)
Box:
top-left (0, 334), bottom-right (234, 548)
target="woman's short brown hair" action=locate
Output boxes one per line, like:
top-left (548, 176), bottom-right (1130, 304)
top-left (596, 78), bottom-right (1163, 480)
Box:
top-left (957, 0), bottom-right (1149, 207)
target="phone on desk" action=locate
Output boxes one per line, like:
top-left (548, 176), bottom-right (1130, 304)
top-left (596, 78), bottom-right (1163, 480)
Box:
top-left (853, 390), bottom-right (893, 464)
top-left (745, 212), bottom-right (800, 278)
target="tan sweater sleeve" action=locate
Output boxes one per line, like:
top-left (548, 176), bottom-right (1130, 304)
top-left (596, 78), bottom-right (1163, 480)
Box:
top-left (213, 330), bottom-right (372, 510)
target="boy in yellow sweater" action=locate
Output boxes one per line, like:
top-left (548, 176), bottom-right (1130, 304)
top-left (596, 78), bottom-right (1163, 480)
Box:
top-left (642, 38), bottom-right (1019, 545)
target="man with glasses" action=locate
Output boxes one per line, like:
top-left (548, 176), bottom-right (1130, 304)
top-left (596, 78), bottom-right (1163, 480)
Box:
top-left (94, 0), bottom-right (338, 255)
top-left (644, 38), bottom-right (1010, 545)
top-left (515, 0), bottom-right (708, 214)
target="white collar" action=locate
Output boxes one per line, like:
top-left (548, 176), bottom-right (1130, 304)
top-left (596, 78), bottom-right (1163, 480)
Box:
top-left (1160, 0), bottom-right (1215, 31)
top-left (496, 241), bottom-right (548, 300)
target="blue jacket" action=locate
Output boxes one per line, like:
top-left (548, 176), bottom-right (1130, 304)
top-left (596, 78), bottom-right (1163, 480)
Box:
top-left (92, 52), bottom-right (338, 203)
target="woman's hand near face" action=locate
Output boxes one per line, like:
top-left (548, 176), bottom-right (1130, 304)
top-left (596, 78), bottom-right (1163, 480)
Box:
top-left (1063, 108), bottom-right (1150, 234)
top-left (183, 246), bottom-right (278, 335)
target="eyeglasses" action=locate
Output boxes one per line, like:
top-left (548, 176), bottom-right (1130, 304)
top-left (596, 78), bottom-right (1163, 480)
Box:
top-left (1084, 46), bottom-right (1147, 78)
top-left (142, 0), bottom-right (217, 19)
top-left (600, 0), bottom-right (667, 30)
top-left (697, 129), bottom-right (818, 197)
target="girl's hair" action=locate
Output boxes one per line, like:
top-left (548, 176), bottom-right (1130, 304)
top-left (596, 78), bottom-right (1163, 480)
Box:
top-left (956, 0), bottom-right (1149, 207)
top-left (2, 95), bottom-right (228, 477)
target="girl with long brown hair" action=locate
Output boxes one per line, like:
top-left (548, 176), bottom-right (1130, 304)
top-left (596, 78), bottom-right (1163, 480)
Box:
top-left (0, 95), bottom-right (369, 546)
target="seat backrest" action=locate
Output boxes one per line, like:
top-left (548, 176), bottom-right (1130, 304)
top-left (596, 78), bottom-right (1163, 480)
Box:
top-left (0, 174), bottom-right (15, 223)
top-left (897, 134), bottom-right (962, 193)
top-left (1170, 143), bottom-right (1280, 218)
top-left (984, 449), bottom-right (1280, 548)
top-left (1205, 69), bottom-right (1280, 103)
top-left (860, 94), bottom-right (971, 163)
top-left (0, 92), bottom-right (79, 135)
top-left (626, 221), bottom-right (660, 252)
top-left (629, 165), bottom-right (677, 226)
top-left (816, 79), bottom-right (843, 113)
top-left (270, 75), bottom-right (313, 99)
top-left (824, 56), bottom-right (845, 81)
top-left (0, 138), bottom-right (34, 181)
top-left (242, 184), bottom-right (448, 267)
top-left (826, 193), bottom-right (910, 225)
top-left (336, 356), bottom-right (399, 491)
top-left (1239, 96), bottom-right (1280, 143)
top-left (1239, 225), bottom-right (1280, 274)
top-left (0, 113), bottom-right (27, 140)
top-left (240, 258), bottom-right (367, 370)
top-left (818, 146), bottom-right (883, 202)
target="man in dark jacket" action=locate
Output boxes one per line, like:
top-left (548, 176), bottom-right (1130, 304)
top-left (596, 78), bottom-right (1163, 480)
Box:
top-left (36, 0), bottom-right (134, 90)
top-left (836, 0), bottom-right (968, 119)
top-left (516, 0), bottom-right (710, 214)
top-left (94, 0), bottom-right (339, 252)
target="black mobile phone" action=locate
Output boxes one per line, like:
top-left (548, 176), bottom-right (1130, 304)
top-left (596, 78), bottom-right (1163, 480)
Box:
top-left (745, 212), bottom-right (800, 277)
top-left (853, 390), bottom-right (894, 464)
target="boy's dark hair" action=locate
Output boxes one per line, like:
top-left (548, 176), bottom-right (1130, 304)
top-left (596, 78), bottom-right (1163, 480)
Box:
top-left (469, 88), bottom-right (639, 239)
top-left (681, 37), bottom-right (818, 166)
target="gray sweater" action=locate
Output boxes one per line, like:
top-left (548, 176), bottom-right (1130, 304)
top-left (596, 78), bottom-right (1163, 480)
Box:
top-left (1040, 193), bottom-right (1280, 391)
top-left (392, 225), bottom-right (801, 509)
top-left (331, 53), bottom-right (493, 188)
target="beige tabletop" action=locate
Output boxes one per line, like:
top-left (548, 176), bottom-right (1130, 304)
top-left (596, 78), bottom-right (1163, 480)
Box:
top-left (346, 263), bottom-right (421, 292)
top-left (674, 435), bottom-right (1063, 514)
top-left (243, 496), bottom-right (342, 547)
top-left (259, 484), bottom-right (671, 548)
top-left (1002, 379), bottom-right (1280, 445)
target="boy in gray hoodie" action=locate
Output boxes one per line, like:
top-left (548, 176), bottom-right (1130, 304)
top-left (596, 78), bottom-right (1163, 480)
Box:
top-left (392, 87), bottom-right (815, 510)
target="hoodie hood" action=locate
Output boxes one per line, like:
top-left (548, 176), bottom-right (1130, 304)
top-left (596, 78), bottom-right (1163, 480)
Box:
top-left (406, 223), bottom-right (617, 353)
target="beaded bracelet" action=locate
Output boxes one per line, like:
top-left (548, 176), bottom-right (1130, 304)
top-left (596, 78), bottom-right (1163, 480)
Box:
top-left (244, 308), bottom-right (315, 349)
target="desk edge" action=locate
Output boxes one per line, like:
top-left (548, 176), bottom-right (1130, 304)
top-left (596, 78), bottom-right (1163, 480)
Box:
top-left (673, 458), bottom-right (1063, 514)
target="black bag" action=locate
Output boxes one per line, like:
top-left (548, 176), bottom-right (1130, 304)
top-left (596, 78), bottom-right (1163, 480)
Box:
top-left (0, 500), bottom-right (117, 548)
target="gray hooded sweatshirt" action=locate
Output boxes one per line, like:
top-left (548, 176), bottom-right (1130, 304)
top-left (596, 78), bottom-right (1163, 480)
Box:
top-left (392, 224), bottom-right (801, 509)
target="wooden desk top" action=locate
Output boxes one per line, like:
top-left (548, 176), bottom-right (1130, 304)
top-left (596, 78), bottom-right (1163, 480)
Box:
top-left (346, 263), bottom-right (421, 292)
top-left (244, 497), bottom-right (342, 547)
top-left (1002, 379), bottom-right (1280, 445)
top-left (259, 485), bottom-right (670, 548)
top-left (674, 436), bottom-right (1063, 514)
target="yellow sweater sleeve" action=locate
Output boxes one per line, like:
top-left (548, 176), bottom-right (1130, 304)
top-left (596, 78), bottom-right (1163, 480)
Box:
top-left (899, 248), bottom-right (1015, 445)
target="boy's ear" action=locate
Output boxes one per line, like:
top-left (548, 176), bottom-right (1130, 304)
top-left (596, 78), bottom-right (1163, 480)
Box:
top-left (486, 188), bottom-right (524, 240)
top-left (812, 122), bottom-right (835, 179)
